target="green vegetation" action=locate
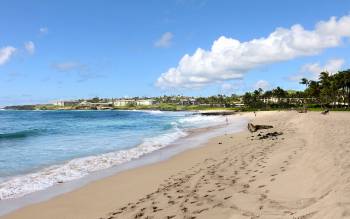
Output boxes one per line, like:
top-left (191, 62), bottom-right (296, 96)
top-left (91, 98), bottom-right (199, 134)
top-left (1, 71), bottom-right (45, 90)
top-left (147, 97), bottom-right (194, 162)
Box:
top-left (4, 69), bottom-right (349, 112)
top-left (113, 103), bottom-right (239, 111)
top-left (242, 69), bottom-right (350, 110)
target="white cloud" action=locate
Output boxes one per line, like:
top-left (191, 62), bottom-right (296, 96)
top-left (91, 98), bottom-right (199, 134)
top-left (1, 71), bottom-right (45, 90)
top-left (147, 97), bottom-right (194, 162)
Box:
top-left (220, 81), bottom-right (246, 93)
top-left (221, 83), bottom-right (233, 91)
top-left (39, 27), bottom-right (48, 35)
top-left (51, 61), bottom-right (102, 82)
top-left (154, 32), bottom-right (173, 48)
top-left (254, 80), bottom-right (271, 90)
top-left (301, 58), bottom-right (344, 75)
top-left (24, 41), bottom-right (35, 55)
top-left (0, 46), bottom-right (16, 65)
top-left (52, 61), bottom-right (86, 72)
top-left (156, 15), bottom-right (350, 89)
top-left (290, 58), bottom-right (345, 81)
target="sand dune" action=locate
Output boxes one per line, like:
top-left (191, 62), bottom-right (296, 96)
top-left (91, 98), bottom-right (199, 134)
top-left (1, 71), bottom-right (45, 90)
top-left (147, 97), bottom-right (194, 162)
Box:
top-left (2, 111), bottom-right (350, 219)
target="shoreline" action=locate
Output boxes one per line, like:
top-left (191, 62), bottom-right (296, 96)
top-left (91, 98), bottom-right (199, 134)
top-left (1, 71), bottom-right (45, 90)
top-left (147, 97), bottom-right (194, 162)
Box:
top-left (0, 113), bottom-right (249, 217)
top-left (2, 111), bottom-right (350, 219)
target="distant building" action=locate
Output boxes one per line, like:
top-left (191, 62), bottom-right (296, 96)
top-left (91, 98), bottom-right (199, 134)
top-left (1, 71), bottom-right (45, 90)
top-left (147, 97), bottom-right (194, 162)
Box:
top-left (78, 100), bottom-right (113, 106)
top-left (136, 99), bottom-right (156, 106)
top-left (113, 99), bottom-right (136, 107)
top-left (113, 99), bottom-right (156, 106)
top-left (261, 97), bottom-right (305, 104)
top-left (53, 100), bottom-right (80, 106)
top-left (78, 100), bottom-right (90, 106)
top-left (179, 98), bottom-right (197, 105)
top-left (261, 97), bottom-right (279, 104)
top-left (234, 103), bottom-right (245, 107)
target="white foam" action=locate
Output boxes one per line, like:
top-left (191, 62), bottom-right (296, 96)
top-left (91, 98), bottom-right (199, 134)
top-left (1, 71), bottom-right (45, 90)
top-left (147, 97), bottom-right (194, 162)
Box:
top-left (0, 113), bottom-right (229, 200)
top-left (143, 110), bottom-right (164, 115)
top-left (123, 109), bottom-right (164, 114)
top-left (0, 128), bottom-right (187, 200)
top-left (178, 115), bottom-right (227, 127)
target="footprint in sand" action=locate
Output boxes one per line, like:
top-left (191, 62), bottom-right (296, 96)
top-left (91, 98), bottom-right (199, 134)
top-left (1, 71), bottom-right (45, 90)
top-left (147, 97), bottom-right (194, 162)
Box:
top-left (213, 202), bottom-right (224, 208)
top-left (134, 212), bottom-right (144, 218)
top-left (243, 184), bottom-right (250, 189)
top-left (259, 194), bottom-right (268, 202)
top-left (193, 208), bottom-right (209, 214)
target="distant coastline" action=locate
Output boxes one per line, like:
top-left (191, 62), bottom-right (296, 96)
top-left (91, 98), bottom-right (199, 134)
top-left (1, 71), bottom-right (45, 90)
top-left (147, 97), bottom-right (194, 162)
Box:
top-left (2, 104), bottom-right (240, 112)
top-left (4, 68), bottom-right (350, 112)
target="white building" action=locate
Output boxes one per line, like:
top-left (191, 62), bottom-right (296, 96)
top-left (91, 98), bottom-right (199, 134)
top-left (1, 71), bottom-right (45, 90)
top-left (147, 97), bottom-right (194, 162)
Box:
top-left (113, 99), bottom-right (156, 106)
top-left (113, 99), bottom-right (135, 106)
top-left (76, 100), bottom-right (114, 106)
top-left (53, 100), bottom-right (80, 106)
top-left (136, 99), bottom-right (155, 106)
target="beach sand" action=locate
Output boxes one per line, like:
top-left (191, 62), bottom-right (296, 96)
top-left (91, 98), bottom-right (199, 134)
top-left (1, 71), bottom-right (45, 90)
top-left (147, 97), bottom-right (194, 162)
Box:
top-left (2, 111), bottom-right (350, 219)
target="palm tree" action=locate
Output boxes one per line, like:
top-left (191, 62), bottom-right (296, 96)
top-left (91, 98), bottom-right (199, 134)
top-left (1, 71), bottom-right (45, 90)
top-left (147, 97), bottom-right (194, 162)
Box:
top-left (272, 87), bottom-right (286, 104)
top-left (319, 71), bottom-right (333, 107)
top-left (300, 78), bottom-right (309, 88)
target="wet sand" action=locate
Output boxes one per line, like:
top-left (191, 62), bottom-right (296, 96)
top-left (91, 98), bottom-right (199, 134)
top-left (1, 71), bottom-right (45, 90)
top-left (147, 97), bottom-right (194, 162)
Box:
top-left (2, 111), bottom-right (350, 219)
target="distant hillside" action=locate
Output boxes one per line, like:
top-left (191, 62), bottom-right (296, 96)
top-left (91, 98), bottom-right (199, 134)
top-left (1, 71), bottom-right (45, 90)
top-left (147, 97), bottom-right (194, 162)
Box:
top-left (4, 105), bottom-right (36, 110)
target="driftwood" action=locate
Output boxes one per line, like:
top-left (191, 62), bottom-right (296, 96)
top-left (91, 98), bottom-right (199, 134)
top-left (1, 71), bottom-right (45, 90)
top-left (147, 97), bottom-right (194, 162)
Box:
top-left (199, 111), bottom-right (236, 116)
top-left (321, 109), bottom-right (329, 115)
top-left (258, 131), bottom-right (283, 140)
top-left (247, 123), bottom-right (273, 132)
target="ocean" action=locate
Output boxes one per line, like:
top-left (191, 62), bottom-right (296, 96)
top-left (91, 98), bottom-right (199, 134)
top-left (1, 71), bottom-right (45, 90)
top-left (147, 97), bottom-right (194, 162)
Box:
top-left (0, 110), bottom-right (246, 200)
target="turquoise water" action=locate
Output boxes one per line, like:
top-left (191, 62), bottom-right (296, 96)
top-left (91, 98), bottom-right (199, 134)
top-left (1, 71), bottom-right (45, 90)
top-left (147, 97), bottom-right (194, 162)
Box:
top-left (0, 110), bottom-right (228, 199)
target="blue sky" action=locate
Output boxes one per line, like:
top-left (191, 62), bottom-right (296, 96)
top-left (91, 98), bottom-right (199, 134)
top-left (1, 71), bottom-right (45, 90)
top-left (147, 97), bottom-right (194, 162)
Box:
top-left (0, 0), bottom-right (350, 106)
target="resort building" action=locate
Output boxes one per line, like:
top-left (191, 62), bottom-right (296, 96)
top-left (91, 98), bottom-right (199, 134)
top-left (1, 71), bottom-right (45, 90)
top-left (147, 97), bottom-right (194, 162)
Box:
top-left (177, 98), bottom-right (197, 105)
top-left (79, 101), bottom-right (113, 107)
top-left (53, 100), bottom-right (80, 106)
top-left (113, 99), bottom-right (156, 106)
top-left (136, 99), bottom-right (156, 106)
top-left (113, 99), bottom-right (136, 107)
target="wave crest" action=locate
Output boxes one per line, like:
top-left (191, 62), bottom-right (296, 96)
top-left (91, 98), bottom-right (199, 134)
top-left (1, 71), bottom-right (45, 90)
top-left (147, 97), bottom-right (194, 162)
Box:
top-left (0, 128), bottom-right (187, 200)
top-left (0, 130), bottom-right (41, 140)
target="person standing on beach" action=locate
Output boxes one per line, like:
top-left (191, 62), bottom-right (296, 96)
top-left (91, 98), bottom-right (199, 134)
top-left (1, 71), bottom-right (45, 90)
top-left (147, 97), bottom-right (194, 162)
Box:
top-left (224, 116), bottom-right (229, 135)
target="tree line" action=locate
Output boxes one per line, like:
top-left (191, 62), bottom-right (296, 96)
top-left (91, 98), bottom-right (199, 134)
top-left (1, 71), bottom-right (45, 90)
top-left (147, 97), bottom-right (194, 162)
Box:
top-left (243, 69), bottom-right (350, 109)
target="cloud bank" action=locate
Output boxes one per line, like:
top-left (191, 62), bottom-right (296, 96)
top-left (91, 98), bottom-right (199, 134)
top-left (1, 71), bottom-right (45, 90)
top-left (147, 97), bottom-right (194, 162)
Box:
top-left (301, 58), bottom-right (345, 75)
top-left (52, 61), bottom-right (86, 72)
top-left (254, 80), bottom-right (271, 91)
top-left (0, 46), bottom-right (16, 65)
top-left (156, 15), bottom-right (350, 89)
top-left (289, 58), bottom-right (345, 81)
top-left (51, 61), bottom-right (104, 82)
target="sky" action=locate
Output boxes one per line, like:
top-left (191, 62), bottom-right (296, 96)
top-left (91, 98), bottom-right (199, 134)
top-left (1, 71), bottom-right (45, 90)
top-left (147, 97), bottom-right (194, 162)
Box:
top-left (0, 0), bottom-right (350, 106)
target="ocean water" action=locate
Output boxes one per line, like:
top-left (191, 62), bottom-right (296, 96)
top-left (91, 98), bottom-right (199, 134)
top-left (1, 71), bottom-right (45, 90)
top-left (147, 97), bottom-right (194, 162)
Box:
top-left (0, 110), bottom-right (233, 200)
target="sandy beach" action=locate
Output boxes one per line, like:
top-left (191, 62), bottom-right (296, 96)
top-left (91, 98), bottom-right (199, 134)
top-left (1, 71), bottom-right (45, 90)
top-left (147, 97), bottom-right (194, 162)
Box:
top-left (2, 111), bottom-right (350, 219)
